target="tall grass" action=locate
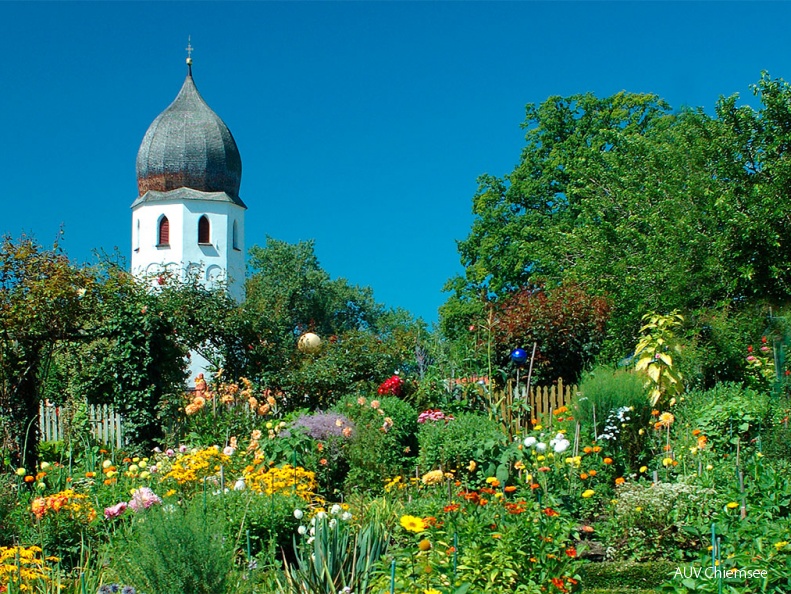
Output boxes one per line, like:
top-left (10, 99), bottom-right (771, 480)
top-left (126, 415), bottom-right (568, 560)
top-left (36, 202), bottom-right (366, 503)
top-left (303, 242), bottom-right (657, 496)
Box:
top-left (574, 367), bottom-right (649, 437)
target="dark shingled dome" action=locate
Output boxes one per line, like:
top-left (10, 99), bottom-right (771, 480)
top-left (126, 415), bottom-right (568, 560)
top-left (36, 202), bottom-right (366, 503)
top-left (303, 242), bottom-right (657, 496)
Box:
top-left (136, 70), bottom-right (242, 198)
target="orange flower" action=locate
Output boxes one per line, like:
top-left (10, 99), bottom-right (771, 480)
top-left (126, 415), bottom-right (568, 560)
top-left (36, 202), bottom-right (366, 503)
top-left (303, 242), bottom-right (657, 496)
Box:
top-left (319, 458), bottom-right (327, 465)
top-left (615, 477), bottom-right (625, 485)
top-left (530, 483), bottom-right (540, 490)
top-left (651, 409), bottom-right (660, 417)
top-left (504, 485), bottom-right (517, 493)
top-left (565, 547), bottom-right (577, 558)
top-left (583, 446), bottom-right (592, 454)
top-left (588, 470), bottom-right (597, 477)
top-left (443, 503), bottom-right (460, 513)
top-left (603, 457), bottom-right (613, 465)
top-left (663, 444), bottom-right (672, 451)
top-left (592, 446), bottom-right (602, 453)
top-left (24, 475), bottom-right (34, 483)
top-left (543, 507), bottom-right (560, 516)
top-left (580, 473), bottom-right (589, 480)
top-left (538, 466), bottom-right (551, 472)
top-left (85, 472), bottom-right (96, 478)
top-left (692, 429), bottom-right (701, 436)
top-left (581, 525), bottom-right (595, 533)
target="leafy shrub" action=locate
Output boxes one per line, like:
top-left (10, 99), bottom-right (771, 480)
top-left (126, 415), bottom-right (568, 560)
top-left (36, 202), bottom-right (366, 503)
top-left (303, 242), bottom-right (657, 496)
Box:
top-left (494, 282), bottom-right (611, 385)
top-left (574, 367), bottom-right (652, 469)
top-left (600, 480), bottom-right (719, 561)
top-left (677, 383), bottom-right (770, 451)
top-left (111, 500), bottom-right (247, 594)
top-left (334, 396), bottom-right (417, 494)
top-left (579, 560), bottom-right (677, 590)
top-left (417, 412), bottom-right (505, 476)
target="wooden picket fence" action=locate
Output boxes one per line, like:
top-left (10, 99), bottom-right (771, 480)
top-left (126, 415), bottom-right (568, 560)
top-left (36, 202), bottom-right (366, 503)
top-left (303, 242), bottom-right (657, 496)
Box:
top-left (39, 403), bottom-right (124, 448)
top-left (526, 378), bottom-right (577, 418)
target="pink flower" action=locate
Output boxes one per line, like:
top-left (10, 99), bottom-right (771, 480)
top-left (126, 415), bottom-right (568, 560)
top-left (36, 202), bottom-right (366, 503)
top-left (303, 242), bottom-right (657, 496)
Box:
top-left (165, 449), bottom-right (175, 457)
top-left (179, 445), bottom-right (188, 453)
top-left (128, 487), bottom-right (162, 512)
top-left (104, 501), bottom-right (128, 519)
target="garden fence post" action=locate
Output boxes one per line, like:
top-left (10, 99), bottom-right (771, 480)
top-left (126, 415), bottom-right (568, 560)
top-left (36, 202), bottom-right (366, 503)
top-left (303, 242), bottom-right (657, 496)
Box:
top-left (710, 523), bottom-right (716, 571)
top-left (389, 558), bottom-right (396, 594)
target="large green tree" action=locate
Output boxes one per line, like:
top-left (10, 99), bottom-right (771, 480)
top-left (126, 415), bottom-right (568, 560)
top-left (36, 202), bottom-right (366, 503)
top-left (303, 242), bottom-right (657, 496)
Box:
top-left (444, 74), bottom-right (791, 358)
top-left (0, 236), bottom-right (98, 468)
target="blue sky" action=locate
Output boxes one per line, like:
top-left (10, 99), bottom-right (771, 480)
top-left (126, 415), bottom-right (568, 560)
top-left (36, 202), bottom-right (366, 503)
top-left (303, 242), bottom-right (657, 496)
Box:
top-left (2, 2), bottom-right (790, 322)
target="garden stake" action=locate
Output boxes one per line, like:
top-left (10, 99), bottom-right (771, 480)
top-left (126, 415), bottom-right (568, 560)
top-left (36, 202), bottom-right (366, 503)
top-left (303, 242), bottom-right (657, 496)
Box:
top-left (246, 528), bottom-right (251, 568)
top-left (453, 532), bottom-right (458, 576)
top-left (711, 523), bottom-right (717, 571)
top-left (739, 471), bottom-right (746, 519)
top-left (698, 460), bottom-right (702, 477)
top-left (717, 536), bottom-right (723, 594)
top-left (80, 572), bottom-right (86, 594)
top-left (389, 558), bottom-right (396, 594)
top-left (653, 470), bottom-right (658, 485)
top-left (592, 404), bottom-right (598, 443)
top-left (202, 477), bottom-right (207, 512)
top-left (220, 464), bottom-right (225, 494)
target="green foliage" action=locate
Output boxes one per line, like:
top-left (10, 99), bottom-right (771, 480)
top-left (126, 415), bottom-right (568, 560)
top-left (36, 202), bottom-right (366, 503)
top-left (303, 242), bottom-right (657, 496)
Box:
top-left (111, 500), bottom-right (247, 594)
top-left (677, 383), bottom-right (770, 451)
top-left (599, 480), bottom-right (719, 562)
top-left (575, 367), bottom-right (650, 434)
top-left (278, 512), bottom-right (389, 594)
top-left (417, 412), bottom-right (506, 476)
top-left (0, 235), bottom-right (98, 468)
top-left (444, 75), bottom-right (791, 359)
top-left (579, 560), bottom-right (677, 590)
top-left (243, 238), bottom-right (424, 409)
top-left (335, 396), bottom-right (418, 494)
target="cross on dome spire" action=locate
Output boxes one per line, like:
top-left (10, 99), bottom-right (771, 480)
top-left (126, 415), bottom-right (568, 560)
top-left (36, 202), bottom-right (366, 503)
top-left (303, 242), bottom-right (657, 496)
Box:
top-left (185, 36), bottom-right (194, 74)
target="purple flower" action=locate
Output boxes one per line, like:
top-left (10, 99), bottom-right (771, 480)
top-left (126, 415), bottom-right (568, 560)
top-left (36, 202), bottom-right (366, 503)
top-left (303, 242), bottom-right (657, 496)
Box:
top-left (281, 412), bottom-right (355, 440)
top-left (104, 501), bottom-right (128, 519)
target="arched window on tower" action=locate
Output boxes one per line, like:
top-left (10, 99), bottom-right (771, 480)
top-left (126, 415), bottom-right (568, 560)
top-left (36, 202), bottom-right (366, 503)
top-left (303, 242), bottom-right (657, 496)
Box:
top-left (158, 216), bottom-right (170, 247)
top-left (198, 215), bottom-right (211, 245)
top-left (232, 220), bottom-right (240, 251)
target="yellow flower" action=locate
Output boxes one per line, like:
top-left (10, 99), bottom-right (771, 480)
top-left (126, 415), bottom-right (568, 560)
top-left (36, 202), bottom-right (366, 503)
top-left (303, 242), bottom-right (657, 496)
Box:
top-left (662, 457), bottom-right (674, 467)
top-left (421, 470), bottom-right (444, 486)
top-left (774, 541), bottom-right (788, 550)
top-left (467, 460), bottom-right (477, 472)
top-left (635, 506), bottom-right (642, 512)
top-left (726, 502), bottom-right (739, 509)
top-left (424, 590), bottom-right (441, 594)
top-left (639, 466), bottom-right (648, 473)
top-left (581, 489), bottom-right (595, 498)
top-left (400, 515), bottom-right (426, 533)
top-left (537, 455), bottom-right (546, 462)
top-left (418, 538), bottom-right (432, 551)
top-left (658, 412), bottom-right (675, 427)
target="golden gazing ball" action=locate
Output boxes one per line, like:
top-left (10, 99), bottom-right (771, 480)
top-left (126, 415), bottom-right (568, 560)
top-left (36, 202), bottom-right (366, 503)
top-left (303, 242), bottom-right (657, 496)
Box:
top-left (298, 332), bottom-right (322, 354)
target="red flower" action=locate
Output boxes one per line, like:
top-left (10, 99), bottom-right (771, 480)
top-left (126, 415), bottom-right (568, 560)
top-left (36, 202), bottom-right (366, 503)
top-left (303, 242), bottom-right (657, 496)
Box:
top-left (551, 577), bottom-right (569, 592)
top-left (565, 547), bottom-right (577, 558)
top-left (443, 503), bottom-right (460, 513)
top-left (762, 336), bottom-right (768, 344)
top-left (542, 507), bottom-right (560, 517)
top-left (748, 345), bottom-right (754, 353)
top-left (378, 374), bottom-right (404, 396)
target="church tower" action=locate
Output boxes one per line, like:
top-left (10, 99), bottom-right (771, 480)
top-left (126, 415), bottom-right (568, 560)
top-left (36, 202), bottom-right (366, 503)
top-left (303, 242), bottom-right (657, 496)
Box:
top-left (131, 54), bottom-right (246, 301)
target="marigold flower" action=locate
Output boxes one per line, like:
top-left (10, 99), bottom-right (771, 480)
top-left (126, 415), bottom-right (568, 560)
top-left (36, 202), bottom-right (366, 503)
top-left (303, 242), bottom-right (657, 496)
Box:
top-left (603, 457), bottom-right (613, 465)
top-left (581, 489), bottom-right (595, 498)
top-left (588, 470), bottom-right (597, 476)
top-left (615, 477), bottom-right (625, 485)
top-left (543, 507), bottom-right (559, 516)
top-left (485, 476), bottom-right (500, 487)
top-left (467, 460), bottom-right (477, 472)
top-left (418, 539), bottom-right (432, 551)
top-left (580, 472), bottom-right (589, 480)
top-left (443, 503), bottom-right (460, 513)
top-left (583, 446), bottom-right (592, 454)
top-left (565, 547), bottom-right (577, 558)
top-left (504, 485), bottom-right (517, 493)
top-left (422, 470), bottom-right (445, 486)
top-left (592, 446), bottom-right (602, 453)
top-left (692, 429), bottom-right (701, 436)
top-left (639, 466), bottom-right (648, 473)
top-left (658, 412), bottom-right (675, 427)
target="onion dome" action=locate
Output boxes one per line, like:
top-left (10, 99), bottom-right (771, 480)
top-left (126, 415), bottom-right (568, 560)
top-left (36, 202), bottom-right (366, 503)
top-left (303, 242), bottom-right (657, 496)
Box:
top-left (135, 65), bottom-right (244, 206)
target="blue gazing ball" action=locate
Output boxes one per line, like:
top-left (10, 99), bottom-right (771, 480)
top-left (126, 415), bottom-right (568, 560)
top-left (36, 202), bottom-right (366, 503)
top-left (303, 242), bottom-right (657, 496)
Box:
top-left (510, 348), bottom-right (528, 365)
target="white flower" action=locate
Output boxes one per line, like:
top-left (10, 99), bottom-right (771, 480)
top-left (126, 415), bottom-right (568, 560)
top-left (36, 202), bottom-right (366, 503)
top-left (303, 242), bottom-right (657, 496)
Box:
top-left (341, 511), bottom-right (352, 521)
top-left (329, 519), bottom-right (337, 529)
top-left (307, 537), bottom-right (314, 545)
top-left (297, 525), bottom-right (307, 535)
top-left (293, 509), bottom-right (304, 520)
top-left (223, 446), bottom-right (235, 456)
top-left (553, 439), bottom-right (570, 454)
top-left (315, 511), bottom-right (328, 520)
top-left (523, 436), bottom-right (537, 448)
top-left (330, 504), bottom-right (342, 515)
top-left (535, 442), bottom-right (547, 452)
top-left (233, 478), bottom-right (245, 491)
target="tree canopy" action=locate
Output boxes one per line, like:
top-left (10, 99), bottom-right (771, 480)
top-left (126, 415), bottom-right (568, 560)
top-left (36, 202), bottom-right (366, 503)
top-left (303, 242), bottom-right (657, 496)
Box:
top-left (443, 73), bottom-right (791, 359)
